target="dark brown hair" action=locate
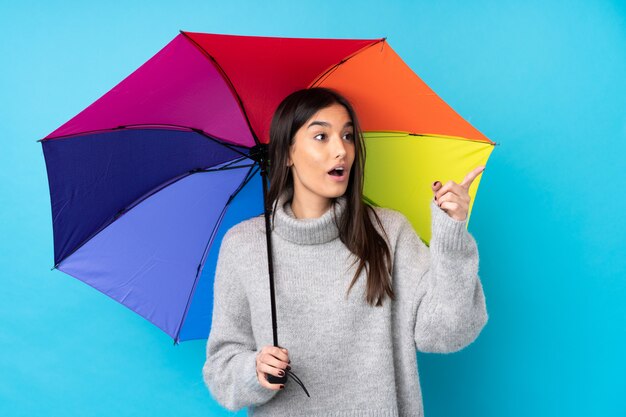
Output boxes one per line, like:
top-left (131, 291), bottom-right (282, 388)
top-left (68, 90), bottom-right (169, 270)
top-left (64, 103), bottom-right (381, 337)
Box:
top-left (267, 87), bottom-right (394, 307)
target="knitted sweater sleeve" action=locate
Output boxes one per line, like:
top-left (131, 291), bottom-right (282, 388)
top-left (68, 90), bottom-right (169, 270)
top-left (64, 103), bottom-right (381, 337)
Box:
top-left (202, 226), bottom-right (279, 410)
top-left (395, 199), bottom-right (488, 353)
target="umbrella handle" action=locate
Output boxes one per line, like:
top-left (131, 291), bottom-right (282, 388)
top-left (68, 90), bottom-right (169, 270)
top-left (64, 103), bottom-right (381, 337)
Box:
top-left (266, 374), bottom-right (287, 384)
top-left (266, 371), bottom-right (311, 397)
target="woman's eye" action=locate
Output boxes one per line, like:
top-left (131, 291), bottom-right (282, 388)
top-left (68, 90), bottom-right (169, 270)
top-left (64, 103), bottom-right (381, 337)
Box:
top-left (313, 132), bottom-right (353, 141)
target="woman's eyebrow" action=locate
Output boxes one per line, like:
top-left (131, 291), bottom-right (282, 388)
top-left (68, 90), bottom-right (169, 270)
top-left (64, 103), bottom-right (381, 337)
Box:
top-left (307, 121), bottom-right (354, 129)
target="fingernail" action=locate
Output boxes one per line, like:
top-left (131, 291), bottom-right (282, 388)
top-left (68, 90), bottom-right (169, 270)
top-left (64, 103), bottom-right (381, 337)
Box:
top-left (281, 348), bottom-right (288, 353)
top-left (287, 365), bottom-right (291, 371)
top-left (278, 370), bottom-right (284, 376)
top-left (288, 360), bottom-right (291, 364)
top-left (280, 385), bottom-right (284, 389)
top-left (432, 181), bottom-right (438, 187)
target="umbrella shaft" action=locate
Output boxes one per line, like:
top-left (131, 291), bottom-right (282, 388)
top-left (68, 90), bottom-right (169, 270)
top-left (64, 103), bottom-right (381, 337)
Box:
top-left (260, 156), bottom-right (280, 348)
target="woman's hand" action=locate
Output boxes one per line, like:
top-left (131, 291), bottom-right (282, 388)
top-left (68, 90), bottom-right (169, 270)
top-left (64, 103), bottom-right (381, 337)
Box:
top-left (432, 166), bottom-right (485, 221)
top-left (256, 345), bottom-right (290, 390)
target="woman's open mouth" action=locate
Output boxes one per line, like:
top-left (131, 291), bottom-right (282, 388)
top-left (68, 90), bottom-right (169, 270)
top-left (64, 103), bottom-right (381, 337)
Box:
top-left (327, 167), bottom-right (347, 182)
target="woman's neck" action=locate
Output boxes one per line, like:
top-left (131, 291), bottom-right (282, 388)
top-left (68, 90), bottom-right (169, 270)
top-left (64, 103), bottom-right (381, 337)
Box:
top-left (290, 192), bottom-right (332, 219)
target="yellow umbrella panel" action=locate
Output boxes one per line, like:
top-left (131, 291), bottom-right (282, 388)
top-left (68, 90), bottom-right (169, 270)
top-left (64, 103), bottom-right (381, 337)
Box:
top-left (363, 132), bottom-right (493, 245)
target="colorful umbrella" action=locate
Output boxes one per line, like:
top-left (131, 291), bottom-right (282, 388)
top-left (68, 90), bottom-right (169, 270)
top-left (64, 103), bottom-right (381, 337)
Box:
top-left (39, 31), bottom-right (495, 353)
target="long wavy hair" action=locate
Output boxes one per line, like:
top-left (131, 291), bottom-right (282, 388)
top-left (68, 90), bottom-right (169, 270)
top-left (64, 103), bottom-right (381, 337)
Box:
top-left (267, 87), bottom-right (394, 307)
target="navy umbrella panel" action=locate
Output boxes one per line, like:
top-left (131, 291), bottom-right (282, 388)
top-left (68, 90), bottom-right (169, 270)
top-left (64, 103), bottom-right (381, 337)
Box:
top-left (43, 128), bottom-right (250, 265)
top-left (42, 127), bottom-right (264, 343)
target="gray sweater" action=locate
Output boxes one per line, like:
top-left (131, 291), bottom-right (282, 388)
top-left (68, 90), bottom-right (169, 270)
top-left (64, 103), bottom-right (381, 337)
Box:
top-left (203, 191), bottom-right (488, 416)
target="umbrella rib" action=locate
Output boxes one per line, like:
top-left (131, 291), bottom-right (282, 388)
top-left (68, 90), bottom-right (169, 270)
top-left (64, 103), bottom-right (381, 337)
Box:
top-left (175, 198), bottom-right (230, 345)
top-left (190, 128), bottom-right (253, 159)
top-left (194, 163), bottom-right (256, 173)
top-left (174, 163), bottom-right (261, 343)
top-left (38, 123), bottom-right (196, 142)
top-left (407, 132), bottom-right (497, 146)
top-left (180, 30), bottom-right (261, 146)
top-left (38, 124), bottom-right (254, 158)
top-left (309, 38), bottom-right (386, 88)
top-left (363, 131), bottom-right (498, 146)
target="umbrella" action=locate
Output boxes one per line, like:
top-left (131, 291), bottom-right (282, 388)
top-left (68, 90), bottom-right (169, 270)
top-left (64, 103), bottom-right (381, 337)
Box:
top-left (39, 31), bottom-right (494, 368)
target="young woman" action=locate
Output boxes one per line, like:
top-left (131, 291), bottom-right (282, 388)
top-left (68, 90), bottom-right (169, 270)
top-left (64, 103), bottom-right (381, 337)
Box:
top-left (203, 87), bottom-right (488, 416)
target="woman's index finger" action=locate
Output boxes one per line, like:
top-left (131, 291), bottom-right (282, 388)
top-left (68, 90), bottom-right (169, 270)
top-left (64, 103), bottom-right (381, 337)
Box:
top-left (461, 166), bottom-right (485, 188)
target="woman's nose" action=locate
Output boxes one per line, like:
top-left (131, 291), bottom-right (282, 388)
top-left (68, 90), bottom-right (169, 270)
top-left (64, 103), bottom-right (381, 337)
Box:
top-left (331, 135), bottom-right (347, 158)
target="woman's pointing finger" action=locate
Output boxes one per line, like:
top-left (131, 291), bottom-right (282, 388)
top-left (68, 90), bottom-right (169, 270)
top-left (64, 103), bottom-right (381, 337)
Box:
top-left (460, 166), bottom-right (485, 189)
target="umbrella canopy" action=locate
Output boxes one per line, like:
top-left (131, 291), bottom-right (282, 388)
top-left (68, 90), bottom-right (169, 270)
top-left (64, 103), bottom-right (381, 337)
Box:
top-left (39, 31), bottom-right (495, 345)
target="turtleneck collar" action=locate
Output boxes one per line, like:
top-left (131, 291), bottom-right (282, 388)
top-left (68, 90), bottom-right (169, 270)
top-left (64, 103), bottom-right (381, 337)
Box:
top-left (271, 189), bottom-right (348, 245)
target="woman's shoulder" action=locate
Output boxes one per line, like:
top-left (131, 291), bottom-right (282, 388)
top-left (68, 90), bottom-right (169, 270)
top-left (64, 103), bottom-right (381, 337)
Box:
top-left (220, 214), bottom-right (266, 245)
top-left (367, 205), bottom-right (412, 239)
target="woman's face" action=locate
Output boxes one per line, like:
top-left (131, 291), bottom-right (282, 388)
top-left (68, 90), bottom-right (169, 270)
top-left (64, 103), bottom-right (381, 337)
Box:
top-left (287, 103), bottom-right (356, 206)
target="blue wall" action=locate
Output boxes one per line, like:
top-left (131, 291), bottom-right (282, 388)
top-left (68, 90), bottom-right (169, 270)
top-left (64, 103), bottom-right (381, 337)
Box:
top-left (1, 1), bottom-right (624, 416)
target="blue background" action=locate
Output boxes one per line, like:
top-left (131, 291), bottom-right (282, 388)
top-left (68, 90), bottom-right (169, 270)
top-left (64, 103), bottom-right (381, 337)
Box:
top-left (1, 0), bottom-right (625, 416)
